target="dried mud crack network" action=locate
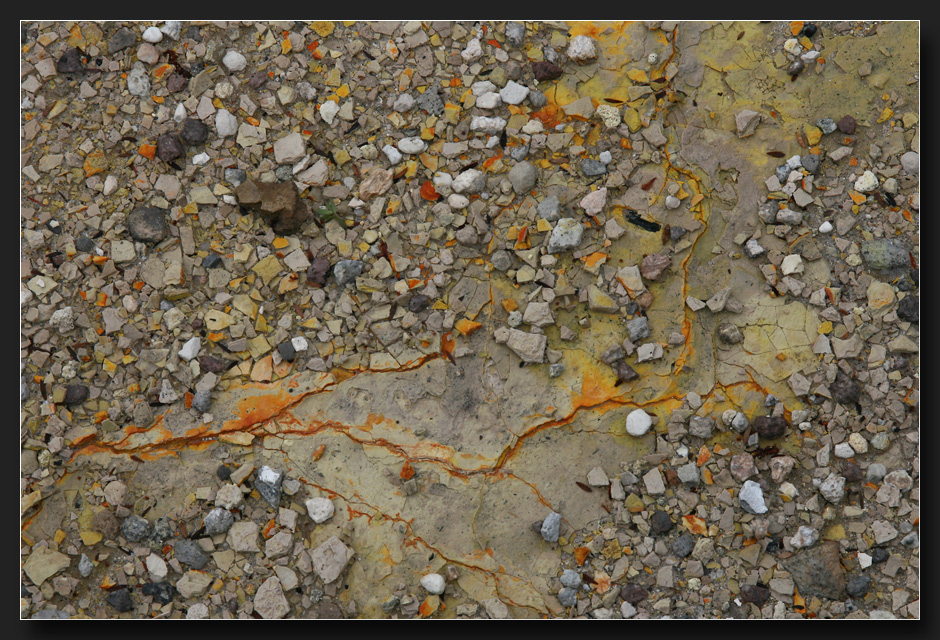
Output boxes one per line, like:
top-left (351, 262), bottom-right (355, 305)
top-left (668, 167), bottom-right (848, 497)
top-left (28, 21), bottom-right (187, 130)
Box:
top-left (21, 20), bottom-right (918, 619)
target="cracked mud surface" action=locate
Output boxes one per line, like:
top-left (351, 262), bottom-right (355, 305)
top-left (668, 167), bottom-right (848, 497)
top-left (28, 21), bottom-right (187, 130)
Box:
top-left (21, 20), bottom-right (919, 619)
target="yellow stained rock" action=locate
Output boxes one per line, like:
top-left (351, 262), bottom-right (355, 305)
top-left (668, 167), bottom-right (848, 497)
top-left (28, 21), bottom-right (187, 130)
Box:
top-left (311, 21), bottom-right (335, 37)
top-left (803, 124), bottom-right (822, 146)
top-left (80, 531), bottom-right (103, 546)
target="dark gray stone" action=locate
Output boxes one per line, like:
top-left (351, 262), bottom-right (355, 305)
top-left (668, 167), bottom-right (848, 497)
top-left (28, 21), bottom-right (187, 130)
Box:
top-left (224, 168), bottom-right (247, 186)
top-left (333, 260), bottom-right (365, 285)
top-left (108, 28), bottom-right (137, 53)
top-left (152, 516), bottom-right (175, 542)
top-left (192, 390), bottom-right (211, 413)
top-left (626, 316), bottom-right (650, 342)
top-left (278, 341), bottom-right (296, 362)
top-left (64, 384), bottom-right (89, 405)
top-left (846, 574), bottom-right (870, 598)
top-left (801, 154), bottom-right (821, 174)
top-left (255, 466), bottom-right (283, 508)
top-left (127, 207), bottom-right (169, 244)
top-left (672, 533), bottom-right (695, 558)
top-left (580, 159), bottom-right (608, 176)
top-left (56, 48), bottom-right (84, 73)
top-left (121, 515), bottom-right (152, 542)
top-left (415, 88), bottom-right (444, 115)
top-left (180, 118), bottom-right (209, 146)
top-left (142, 581), bottom-right (177, 604)
top-left (174, 539), bottom-right (208, 569)
top-left (817, 118), bottom-right (837, 135)
top-left (408, 294), bottom-right (430, 313)
top-left (203, 508), bottom-right (234, 535)
top-left (897, 296), bottom-right (918, 323)
top-left (106, 588), bottom-right (134, 613)
top-left (75, 236), bottom-right (95, 252)
top-left (649, 510), bottom-right (673, 534)
top-left (528, 90), bottom-right (547, 109)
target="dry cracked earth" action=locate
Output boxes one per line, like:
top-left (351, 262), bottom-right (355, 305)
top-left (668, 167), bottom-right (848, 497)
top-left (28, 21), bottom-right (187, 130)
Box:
top-left (20, 20), bottom-right (920, 620)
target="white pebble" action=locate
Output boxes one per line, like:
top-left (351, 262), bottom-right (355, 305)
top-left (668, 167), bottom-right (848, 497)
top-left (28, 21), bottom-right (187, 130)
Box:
top-left (625, 409), bottom-right (652, 437)
top-left (215, 109), bottom-right (238, 137)
top-left (291, 336), bottom-right (309, 352)
top-left (499, 80), bottom-right (529, 105)
top-left (420, 573), bottom-right (446, 595)
top-left (461, 38), bottom-right (483, 62)
top-left (567, 35), bottom-right (597, 62)
top-left (192, 153), bottom-right (210, 166)
top-left (397, 137), bottom-right (427, 155)
top-left (854, 170), bottom-right (879, 193)
top-left (447, 194), bottom-right (469, 210)
top-left (142, 26), bottom-right (163, 43)
top-left (103, 175), bottom-right (118, 196)
top-left (818, 221), bottom-right (833, 234)
top-left (319, 100), bottom-right (339, 125)
top-left (598, 150), bottom-right (612, 164)
top-left (305, 497), bottom-right (334, 523)
top-left (222, 50), bottom-right (247, 72)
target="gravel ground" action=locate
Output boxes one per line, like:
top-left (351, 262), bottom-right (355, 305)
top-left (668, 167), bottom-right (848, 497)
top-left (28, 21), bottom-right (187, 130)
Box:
top-left (21, 20), bottom-right (918, 619)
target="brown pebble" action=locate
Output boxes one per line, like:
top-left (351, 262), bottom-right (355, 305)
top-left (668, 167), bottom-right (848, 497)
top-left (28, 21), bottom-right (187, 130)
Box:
top-left (753, 415), bottom-right (787, 439)
top-left (837, 115), bottom-right (857, 134)
top-left (532, 61), bottom-right (563, 82)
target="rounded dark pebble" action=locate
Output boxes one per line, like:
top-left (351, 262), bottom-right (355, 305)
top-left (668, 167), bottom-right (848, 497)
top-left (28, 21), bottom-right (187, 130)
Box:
top-left (278, 341), bottom-right (296, 362)
top-left (897, 296), bottom-right (918, 323)
top-left (141, 581), bottom-right (178, 605)
top-left (799, 23), bottom-right (818, 37)
top-left (180, 118), bottom-right (209, 146)
top-left (620, 583), bottom-right (648, 604)
top-left (649, 510), bottom-right (673, 534)
top-left (740, 584), bottom-right (770, 605)
top-left (306, 257), bottom-right (331, 288)
top-left (787, 60), bottom-right (804, 76)
top-left (152, 516), bottom-right (175, 542)
top-left (192, 390), bottom-right (211, 413)
top-left (157, 133), bottom-right (185, 163)
top-left (753, 415), bottom-right (787, 439)
top-left (248, 70), bottom-right (268, 89)
top-left (202, 253), bottom-right (223, 269)
top-left (75, 236), bottom-right (95, 252)
top-left (408, 294), bottom-right (430, 313)
top-left (105, 588), bottom-right (134, 613)
top-left (127, 207), bottom-right (169, 244)
top-left (871, 547), bottom-right (889, 564)
top-left (216, 465), bottom-right (232, 480)
top-left (64, 384), bottom-right (89, 405)
top-left (532, 61), bottom-right (564, 82)
top-left (837, 115), bottom-right (857, 134)
top-left (846, 574), bottom-right (870, 598)
top-left (672, 533), bottom-right (695, 558)
top-left (167, 73), bottom-right (188, 93)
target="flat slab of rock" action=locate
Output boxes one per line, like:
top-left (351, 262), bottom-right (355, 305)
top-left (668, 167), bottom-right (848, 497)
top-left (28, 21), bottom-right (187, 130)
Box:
top-left (254, 576), bottom-right (290, 618)
top-left (23, 546), bottom-right (71, 586)
top-left (782, 541), bottom-right (846, 600)
top-left (311, 535), bottom-right (352, 584)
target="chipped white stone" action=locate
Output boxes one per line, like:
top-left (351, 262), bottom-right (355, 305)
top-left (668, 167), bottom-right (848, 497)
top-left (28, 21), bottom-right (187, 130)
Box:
top-left (142, 26), bottom-right (163, 43)
top-left (305, 497), bottom-right (335, 524)
top-left (382, 144), bottom-right (403, 165)
top-left (853, 170), bottom-right (879, 193)
top-left (453, 169), bottom-right (486, 194)
top-left (461, 38), bottom-right (483, 62)
top-left (780, 254), bottom-right (804, 276)
top-left (499, 80), bottom-right (529, 105)
top-left (222, 50), bottom-right (247, 72)
top-left (470, 116), bottom-right (507, 135)
top-left (215, 109), bottom-right (237, 137)
top-left (319, 100), bottom-right (340, 125)
top-left (567, 35), bottom-right (597, 62)
top-left (397, 136), bottom-right (427, 155)
top-left (819, 221), bottom-right (833, 233)
top-left (178, 337), bottom-right (201, 362)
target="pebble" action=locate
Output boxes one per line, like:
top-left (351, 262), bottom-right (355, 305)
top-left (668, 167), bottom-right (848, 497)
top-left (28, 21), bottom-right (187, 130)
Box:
top-left (540, 512), bottom-right (562, 542)
top-left (787, 60), bottom-right (804, 76)
top-left (508, 161), bottom-right (538, 193)
top-left (626, 316), bottom-right (650, 342)
top-left (453, 169), bottom-right (486, 194)
top-left (900, 151), bottom-right (919, 174)
top-left (818, 220), bottom-right (833, 233)
top-left (567, 35), bottom-right (597, 63)
top-left (853, 170), bottom-right (879, 192)
top-left (837, 115), bottom-right (857, 134)
top-left (215, 109), bottom-right (238, 137)
top-left (815, 472), bottom-right (846, 503)
top-left (203, 507), bottom-right (234, 535)
top-left (333, 259), bottom-right (365, 285)
top-left (557, 587), bottom-right (577, 607)
top-left (625, 409), bottom-right (652, 436)
top-left (817, 117), bottom-right (838, 134)
top-left (397, 136), bottom-right (427, 154)
top-left (499, 80), bottom-right (529, 105)
top-left (214, 483), bottom-right (244, 509)
top-left (560, 569), bottom-right (580, 588)
top-left (222, 50), bottom-right (247, 71)
top-left (105, 589), bottom-right (134, 613)
top-left (420, 573), bottom-right (446, 595)
top-left (121, 515), bottom-right (152, 542)
top-left (620, 583), bottom-right (648, 604)
top-left (739, 480), bottom-right (768, 514)
top-left (532, 61), bottom-right (563, 81)
top-left (546, 218), bottom-right (583, 253)
top-left (579, 187), bottom-right (607, 215)
top-left (846, 575), bottom-right (870, 598)
top-left (790, 525), bottom-right (819, 548)
top-left (142, 26), bottom-right (163, 43)
top-left (650, 510), bottom-right (673, 534)
top-left (174, 539), bottom-right (208, 569)
top-left (580, 158), bottom-right (607, 176)
top-left (753, 415), bottom-right (786, 439)
top-left (306, 497), bottom-right (335, 523)
top-left (126, 62), bottom-right (151, 97)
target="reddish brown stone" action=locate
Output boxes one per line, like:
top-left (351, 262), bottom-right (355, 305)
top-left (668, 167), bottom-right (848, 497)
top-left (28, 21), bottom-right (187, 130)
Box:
top-left (532, 61), bottom-right (563, 82)
top-left (837, 115), bottom-right (857, 134)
